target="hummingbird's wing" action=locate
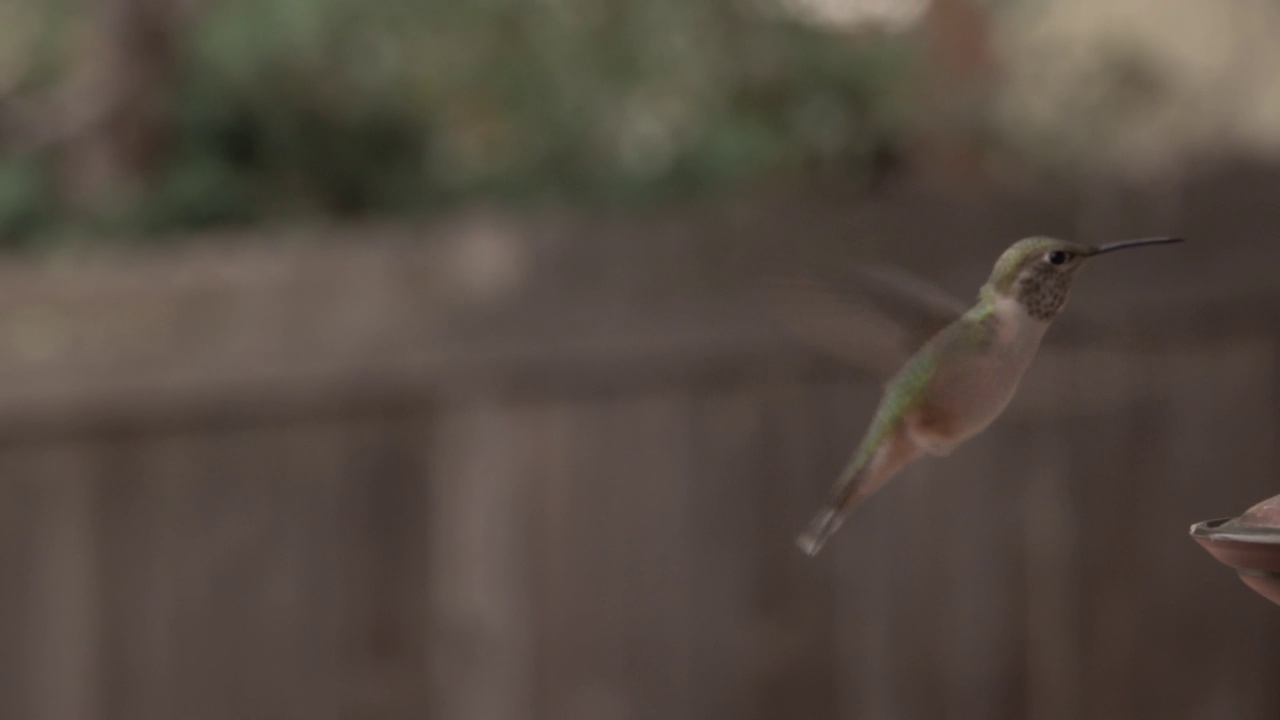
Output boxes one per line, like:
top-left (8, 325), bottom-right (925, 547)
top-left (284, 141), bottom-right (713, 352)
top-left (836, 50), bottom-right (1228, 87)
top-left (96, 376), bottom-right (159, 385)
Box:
top-left (762, 263), bottom-right (969, 381)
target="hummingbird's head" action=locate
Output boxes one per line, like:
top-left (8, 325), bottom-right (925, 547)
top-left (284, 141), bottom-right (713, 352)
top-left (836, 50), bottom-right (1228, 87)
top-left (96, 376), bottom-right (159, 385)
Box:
top-left (986, 235), bottom-right (1183, 321)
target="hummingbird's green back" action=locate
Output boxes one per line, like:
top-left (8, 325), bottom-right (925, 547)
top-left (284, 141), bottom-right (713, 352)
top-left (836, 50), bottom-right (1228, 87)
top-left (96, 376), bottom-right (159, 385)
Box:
top-left (838, 309), bottom-right (998, 485)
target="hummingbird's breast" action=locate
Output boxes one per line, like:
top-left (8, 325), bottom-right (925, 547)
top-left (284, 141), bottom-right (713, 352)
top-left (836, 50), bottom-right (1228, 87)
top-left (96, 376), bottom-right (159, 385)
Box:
top-left (916, 296), bottom-right (1048, 445)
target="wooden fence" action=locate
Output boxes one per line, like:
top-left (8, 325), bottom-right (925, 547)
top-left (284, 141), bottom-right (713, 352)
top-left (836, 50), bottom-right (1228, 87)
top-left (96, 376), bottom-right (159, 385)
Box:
top-left (1, 166), bottom-right (1280, 719)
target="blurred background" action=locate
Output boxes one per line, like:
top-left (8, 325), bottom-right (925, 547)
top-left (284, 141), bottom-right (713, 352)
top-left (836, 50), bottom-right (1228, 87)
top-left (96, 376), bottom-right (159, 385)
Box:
top-left (0, 0), bottom-right (1279, 718)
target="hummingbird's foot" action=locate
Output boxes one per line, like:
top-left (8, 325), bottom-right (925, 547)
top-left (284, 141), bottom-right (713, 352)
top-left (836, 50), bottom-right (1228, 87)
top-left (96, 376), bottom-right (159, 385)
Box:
top-left (796, 508), bottom-right (843, 556)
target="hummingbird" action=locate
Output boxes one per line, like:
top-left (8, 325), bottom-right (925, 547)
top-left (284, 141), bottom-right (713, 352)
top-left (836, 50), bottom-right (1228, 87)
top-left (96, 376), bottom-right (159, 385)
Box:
top-left (795, 235), bottom-right (1184, 556)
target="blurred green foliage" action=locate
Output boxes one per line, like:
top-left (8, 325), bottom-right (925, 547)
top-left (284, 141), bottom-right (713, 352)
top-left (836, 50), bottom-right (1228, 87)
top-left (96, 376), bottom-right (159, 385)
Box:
top-left (0, 0), bottom-right (918, 245)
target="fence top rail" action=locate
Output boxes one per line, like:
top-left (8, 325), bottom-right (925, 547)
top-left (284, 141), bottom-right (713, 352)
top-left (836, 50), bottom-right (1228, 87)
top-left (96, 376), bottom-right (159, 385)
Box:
top-left (0, 165), bottom-right (1273, 433)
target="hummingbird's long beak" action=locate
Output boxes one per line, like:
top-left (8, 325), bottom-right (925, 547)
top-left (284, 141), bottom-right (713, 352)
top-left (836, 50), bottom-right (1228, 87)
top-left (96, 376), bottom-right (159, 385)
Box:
top-left (1091, 236), bottom-right (1185, 256)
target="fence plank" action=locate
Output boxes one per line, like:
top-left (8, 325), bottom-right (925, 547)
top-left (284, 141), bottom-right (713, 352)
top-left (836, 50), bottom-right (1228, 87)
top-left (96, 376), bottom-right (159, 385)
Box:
top-left (0, 448), bottom-right (45, 720)
top-left (1018, 424), bottom-right (1083, 720)
top-left (427, 401), bottom-right (535, 720)
top-left (335, 412), bottom-right (431, 720)
top-left (26, 444), bottom-right (99, 720)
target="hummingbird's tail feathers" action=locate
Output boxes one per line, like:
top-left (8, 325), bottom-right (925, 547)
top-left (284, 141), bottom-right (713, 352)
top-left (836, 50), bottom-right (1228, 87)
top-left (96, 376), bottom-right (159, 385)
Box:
top-left (797, 507), bottom-right (844, 556)
top-left (796, 467), bottom-right (869, 556)
top-left (795, 424), bottom-right (923, 556)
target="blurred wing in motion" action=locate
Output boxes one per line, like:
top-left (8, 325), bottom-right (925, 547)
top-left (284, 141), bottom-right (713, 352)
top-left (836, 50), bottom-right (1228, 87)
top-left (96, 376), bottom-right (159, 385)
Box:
top-left (762, 263), bottom-right (969, 380)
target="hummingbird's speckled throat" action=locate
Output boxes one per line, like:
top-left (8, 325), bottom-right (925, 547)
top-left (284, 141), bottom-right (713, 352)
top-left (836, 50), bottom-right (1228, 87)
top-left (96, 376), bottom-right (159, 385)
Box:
top-left (1015, 261), bottom-right (1075, 321)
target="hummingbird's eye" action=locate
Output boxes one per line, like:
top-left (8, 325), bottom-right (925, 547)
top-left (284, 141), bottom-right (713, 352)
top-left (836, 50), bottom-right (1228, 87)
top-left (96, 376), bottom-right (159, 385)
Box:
top-left (1046, 250), bottom-right (1070, 266)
